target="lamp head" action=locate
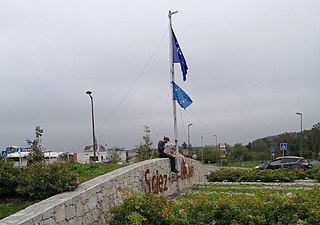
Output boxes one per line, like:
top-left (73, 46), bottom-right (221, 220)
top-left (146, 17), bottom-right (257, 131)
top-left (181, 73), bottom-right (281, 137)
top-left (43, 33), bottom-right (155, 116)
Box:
top-left (86, 90), bottom-right (92, 95)
top-left (296, 112), bottom-right (302, 116)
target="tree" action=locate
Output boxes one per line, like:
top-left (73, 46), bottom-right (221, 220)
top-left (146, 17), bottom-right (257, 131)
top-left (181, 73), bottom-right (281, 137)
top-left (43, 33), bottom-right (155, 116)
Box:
top-left (136, 126), bottom-right (154, 162)
top-left (27, 126), bottom-right (44, 163)
top-left (306, 122), bottom-right (320, 160)
top-left (203, 145), bottom-right (220, 163)
top-left (230, 143), bottom-right (253, 162)
top-left (251, 139), bottom-right (269, 160)
top-left (109, 147), bottom-right (123, 163)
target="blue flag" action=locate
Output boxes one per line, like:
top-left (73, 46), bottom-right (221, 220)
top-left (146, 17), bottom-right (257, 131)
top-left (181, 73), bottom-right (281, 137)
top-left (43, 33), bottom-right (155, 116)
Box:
top-left (172, 81), bottom-right (193, 109)
top-left (172, 28), bottom-right (188, 81)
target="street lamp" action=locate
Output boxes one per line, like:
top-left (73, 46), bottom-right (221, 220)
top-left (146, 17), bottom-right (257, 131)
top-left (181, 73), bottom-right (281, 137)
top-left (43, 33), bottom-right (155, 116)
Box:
top-left (296, 112), bottom-right (303, 157)
top-left (213, 135), bottom-right (217, 147)
top-left (201, 136), bottom-right (204, 164)
top-left (86, 90), bottom-right (97, 161)
top-left (187, 123), bottom-right (193, 149)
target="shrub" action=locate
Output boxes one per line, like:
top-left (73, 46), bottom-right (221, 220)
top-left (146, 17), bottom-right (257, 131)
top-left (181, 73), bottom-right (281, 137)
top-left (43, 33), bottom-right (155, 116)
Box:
top-left (168, 193), bottom-right (216, 225)
top-left (207, 169), bottom-right (246, 182)
top-left (16, 162), bottom-right (78, 200)
top-left (207, 168), bottom-right (317, 183)
top-left (0, 159), bottom-right (19, 197)
top-left (109, 192), bottom-right (170, 225)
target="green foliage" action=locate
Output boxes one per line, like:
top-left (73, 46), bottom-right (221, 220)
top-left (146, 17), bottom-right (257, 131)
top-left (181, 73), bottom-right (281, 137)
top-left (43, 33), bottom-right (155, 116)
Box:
top-left (109, 192), bottom-right (169, 225)
top-left (27, 126), bottom-right (44, 163)
top-left (0, 160), bottom-right (19, 197)
top-left (16, 162), bottom-right (79, 200)
top-left (308, 166), bottom-right (320, 181)
top-left (207, 169), bottom-right (246, 182)
top-left (207, 167), bottom-right (320, 183)
top-left (109, 185), bottom-right (320, 225)
top-left (2, 161), bottom-right (124, 218)
top-left (202, 146), bottom-right (220, 163)
top-left (0, 199), bottom-right (35, 220)
top-left (168, 194), bottom-right (216, 225)
top-left (73, 162), bottom-right (123, 182)
top-left (136, 126), bottom-right (155, 162)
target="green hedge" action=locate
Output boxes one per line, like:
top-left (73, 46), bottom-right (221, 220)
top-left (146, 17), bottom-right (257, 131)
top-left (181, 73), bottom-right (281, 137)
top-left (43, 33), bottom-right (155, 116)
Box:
top-left (207, 167), bottom-right (320, 182)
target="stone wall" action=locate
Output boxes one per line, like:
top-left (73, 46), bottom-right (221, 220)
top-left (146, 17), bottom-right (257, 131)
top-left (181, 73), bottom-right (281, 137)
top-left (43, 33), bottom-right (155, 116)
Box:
top-left (0, 158), bottom-right (207, 225)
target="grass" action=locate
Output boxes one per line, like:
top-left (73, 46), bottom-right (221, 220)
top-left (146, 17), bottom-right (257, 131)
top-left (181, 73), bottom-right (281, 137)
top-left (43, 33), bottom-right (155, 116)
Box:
top-left (73, 162), bottom-right (124, 183)
top-left (0, 162), bottom-right (124, 220)
top-left (0, 198), bottom-right (36, 219)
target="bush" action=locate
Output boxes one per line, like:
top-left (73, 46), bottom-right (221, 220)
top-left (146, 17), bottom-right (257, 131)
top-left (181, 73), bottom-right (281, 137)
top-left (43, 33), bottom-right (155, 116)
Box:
top-left (109, 187), bottom-right (320, 225)
top-left (0, 159), bottom-right (19, 197)
top-left (109, 192), bottom-right (170, 225)
top-left (207, 169), bottom-right (246, 182)
top-left (207, 168), bottom-right (318, 183)
top-left (168, 194), bottom-right (216, 225)
top-left (16, 162), bottom-right (79, 200)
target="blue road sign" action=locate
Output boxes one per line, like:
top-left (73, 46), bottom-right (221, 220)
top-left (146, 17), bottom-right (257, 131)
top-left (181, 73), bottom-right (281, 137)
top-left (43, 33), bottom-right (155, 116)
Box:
top-left (1, 150), bottom-right (7, 158)
top-left (280, 143), bottom-right (287, 151)
top-left (269, 146), bottom-right (275, 153)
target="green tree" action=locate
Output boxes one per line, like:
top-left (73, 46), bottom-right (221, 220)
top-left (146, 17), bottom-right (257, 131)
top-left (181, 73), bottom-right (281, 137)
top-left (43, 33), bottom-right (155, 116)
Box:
top-left (230, 143), bottom-right (253, 162)
top-left (27, 126), bottom-right (44, 163)
top-left (203, 145), bottom-right (220, 163)
top-left (251, 139), bottom-right (269, 160)
top-left (136, 126), bottom-right (154, 162)
top-left (306, 122), bottom-right (320, 160)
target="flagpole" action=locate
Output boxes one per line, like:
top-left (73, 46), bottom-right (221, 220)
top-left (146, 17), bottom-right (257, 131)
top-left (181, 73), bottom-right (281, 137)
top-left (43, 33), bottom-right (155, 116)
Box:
top-left (168, 10), bottom-right (180, 173)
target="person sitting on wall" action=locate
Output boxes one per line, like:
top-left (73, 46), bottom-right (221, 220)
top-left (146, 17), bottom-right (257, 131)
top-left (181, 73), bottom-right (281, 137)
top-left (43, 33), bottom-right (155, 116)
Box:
top-left (158, 136), bottom-right (179, 173)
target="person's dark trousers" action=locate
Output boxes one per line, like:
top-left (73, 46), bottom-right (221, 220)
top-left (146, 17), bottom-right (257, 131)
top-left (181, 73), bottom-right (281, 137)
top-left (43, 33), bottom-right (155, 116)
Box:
top-left (159, 153), bottom-right (176, 172)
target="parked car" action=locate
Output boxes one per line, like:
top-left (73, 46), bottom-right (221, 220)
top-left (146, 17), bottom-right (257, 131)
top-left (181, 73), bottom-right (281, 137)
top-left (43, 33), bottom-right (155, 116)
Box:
top-left (255, 156), bottom-right (312, 170)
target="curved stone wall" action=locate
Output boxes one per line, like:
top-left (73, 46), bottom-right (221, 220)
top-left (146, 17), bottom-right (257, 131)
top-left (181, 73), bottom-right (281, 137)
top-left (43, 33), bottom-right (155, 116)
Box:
top-left (0, 158), bottom-right (207, 225)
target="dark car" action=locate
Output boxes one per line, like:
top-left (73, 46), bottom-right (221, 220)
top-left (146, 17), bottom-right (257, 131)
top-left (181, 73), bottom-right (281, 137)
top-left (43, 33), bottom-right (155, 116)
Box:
top-left (255, 156), bottom-right (312, 170)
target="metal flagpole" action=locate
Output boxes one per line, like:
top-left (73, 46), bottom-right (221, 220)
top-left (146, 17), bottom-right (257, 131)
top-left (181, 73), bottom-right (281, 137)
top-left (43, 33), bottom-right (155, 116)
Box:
top-left (168, 10), bottom-right (180, 173)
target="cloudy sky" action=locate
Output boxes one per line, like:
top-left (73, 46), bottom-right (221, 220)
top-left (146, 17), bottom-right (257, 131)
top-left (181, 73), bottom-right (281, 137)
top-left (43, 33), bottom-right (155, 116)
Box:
top-left (1, 0), bottom-right (319, 152)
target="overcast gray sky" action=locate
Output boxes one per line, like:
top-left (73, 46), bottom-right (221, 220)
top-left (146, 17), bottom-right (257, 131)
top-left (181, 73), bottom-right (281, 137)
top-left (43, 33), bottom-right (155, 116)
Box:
top-left (1, 0), bottom-right (319, 152)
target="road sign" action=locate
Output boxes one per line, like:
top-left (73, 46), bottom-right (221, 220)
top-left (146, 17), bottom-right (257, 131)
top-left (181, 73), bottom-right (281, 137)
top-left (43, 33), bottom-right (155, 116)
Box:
top-left (269, 146), bottom-right (275, 153)
top-left (1, 150), bottom-right (7, 158)
top-left (280, 143), bottom-right (287, 151)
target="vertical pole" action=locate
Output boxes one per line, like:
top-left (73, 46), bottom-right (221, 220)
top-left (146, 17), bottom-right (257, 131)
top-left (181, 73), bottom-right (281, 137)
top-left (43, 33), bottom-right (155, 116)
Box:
top-left (187, 126), bottom-right (190, 148)
top-left (87, 91), bottom-right (97, 161)
top-left (214, 135), bottom-right (217, 147)
top-left (296, 112), bottom-right (303, 157)
top-left (201, 136), bottom-right (204, 164)
top-left (168, 10), bottom-right (179, 172)
top-left (300, 114), bottom-right (303, 157)
top-left (90, 96), bottom-right (97, 160)
top-left (187, 123), bottom-right (193, 156)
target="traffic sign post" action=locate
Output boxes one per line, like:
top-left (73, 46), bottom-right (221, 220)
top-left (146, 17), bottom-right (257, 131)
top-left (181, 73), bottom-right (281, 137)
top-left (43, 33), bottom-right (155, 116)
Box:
top-left (280, 143), bottom-right (287, 156)
top-left (269, 146), bottom-right (275, 160)
top-left (1, 150), bottom-right (7, 158)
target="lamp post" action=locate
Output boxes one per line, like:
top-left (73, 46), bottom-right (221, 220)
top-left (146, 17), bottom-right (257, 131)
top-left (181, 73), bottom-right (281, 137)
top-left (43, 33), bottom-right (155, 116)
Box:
top-left (201, 136), bottom-right (204, 164)
top-left (213, 135), bottom-right (217, 147)
top-left (187, 123), bottom-right (193, 149)
top-left (296, 112), bottom-right (303, 157)
top-left (86, 90), bottom-right (97, 161)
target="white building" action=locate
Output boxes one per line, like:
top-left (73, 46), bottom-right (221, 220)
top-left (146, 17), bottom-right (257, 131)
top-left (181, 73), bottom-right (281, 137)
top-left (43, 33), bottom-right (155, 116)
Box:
top-left (77, 145), bottom-right (127, 163)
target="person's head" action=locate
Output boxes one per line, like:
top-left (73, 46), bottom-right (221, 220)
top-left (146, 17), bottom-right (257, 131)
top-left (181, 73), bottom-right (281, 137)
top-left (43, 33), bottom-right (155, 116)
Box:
top-left (163, 136), bottom-right (170, 143)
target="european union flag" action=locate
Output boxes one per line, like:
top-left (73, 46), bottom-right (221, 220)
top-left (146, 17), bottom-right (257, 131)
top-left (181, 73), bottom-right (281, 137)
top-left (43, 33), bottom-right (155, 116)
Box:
top-left (172, 29), bottom-right (188, 81)
top-left (172, 81), bottom-right (193, 109)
